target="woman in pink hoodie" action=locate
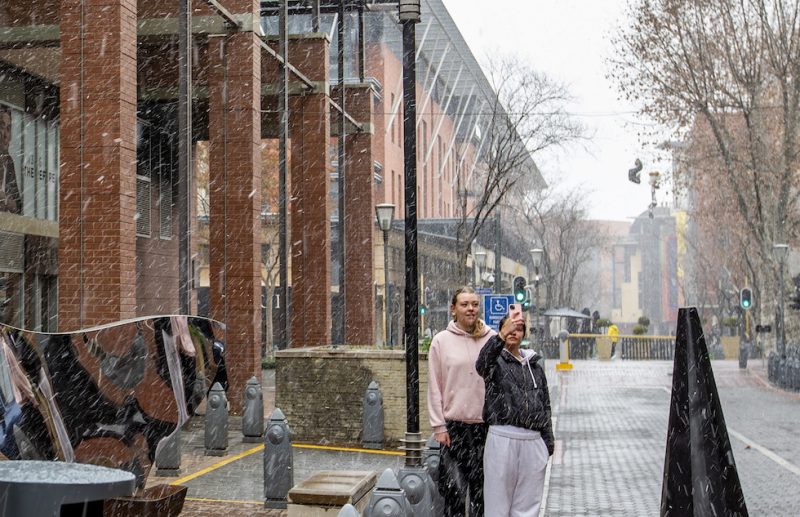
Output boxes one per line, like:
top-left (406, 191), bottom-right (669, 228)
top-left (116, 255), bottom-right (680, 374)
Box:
top-left (427, 286), bottom-right (496, 517)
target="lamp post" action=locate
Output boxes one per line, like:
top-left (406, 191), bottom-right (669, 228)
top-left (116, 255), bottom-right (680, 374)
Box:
top-left (376, 204), bottom-right (395, 348)
top-left (399, 0), bottom-right (422, 469)
top-left (474, 251), bottom-right (487, 287)
top-left (531, 248), bottom-right (544, 348)
top-left (774, 243), bottom-right (789, 356)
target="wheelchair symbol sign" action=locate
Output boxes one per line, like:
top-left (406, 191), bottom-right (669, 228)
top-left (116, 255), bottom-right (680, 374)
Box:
top-left (484, 295), bottom-right (514, 319)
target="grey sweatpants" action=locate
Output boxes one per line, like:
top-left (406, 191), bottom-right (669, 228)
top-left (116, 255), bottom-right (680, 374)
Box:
top-left (483, 426), bottom-right (549, 517)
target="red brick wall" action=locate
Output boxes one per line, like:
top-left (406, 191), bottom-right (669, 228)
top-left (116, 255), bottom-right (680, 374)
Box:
top-left (207, 29), bottom-right (263, 410)
top-left (343, 85), bottom-right (376, 345)
top-left (58, 0), bottom-right (137, 330)
top-left (288, 35), bottom-right (332, 347)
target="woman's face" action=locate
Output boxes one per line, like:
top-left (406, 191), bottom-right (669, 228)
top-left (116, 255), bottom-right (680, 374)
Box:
top-left (452, 292), bottom-right (480, 329)
top-left (504, 326), bottom-right (523, 347)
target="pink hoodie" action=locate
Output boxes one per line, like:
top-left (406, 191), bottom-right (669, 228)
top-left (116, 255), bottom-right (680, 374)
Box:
top-left (427, 319), bottom-right (496, 433)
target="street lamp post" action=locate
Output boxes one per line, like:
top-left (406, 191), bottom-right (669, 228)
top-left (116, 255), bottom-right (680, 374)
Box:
top-left (774, 243), bottom-right (789, 356)
top-left (399, 0), bottom-right (422, 469)
top-left (531, 248), bottom-right (544, 348)
top-left (376, 204), bottom-right (395, 349)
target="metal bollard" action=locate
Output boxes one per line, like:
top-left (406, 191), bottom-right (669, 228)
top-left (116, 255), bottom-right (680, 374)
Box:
top-left (362, 381), bottom-right (384, 449)
top-left (790, 350), bottom-right (800, 391)
top-left (422, 434), bottom-right (444, 516)
top-left (738, 340), bottom-right (749, 369)
top-left (778, 355), bottom-right (788, 388)
top-left (364, 468), bottom-right (413, 517)
top-left (242, 376), bottom-right (264, 443)
top-left (338, 504), bottom-right (361, 517)
top-left (154, 430), bottom-right (181, 476)
top-left (205, 381), bottom-right (229, 456)
top-left (768, 351), bottom-right (778, 382)
top-left (264, 408), bottom-right (293, 509)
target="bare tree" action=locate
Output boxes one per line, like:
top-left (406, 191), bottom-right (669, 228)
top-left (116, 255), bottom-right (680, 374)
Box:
top-left (454, 55), bottom-right (584, 282)
top-left (611, 0), bottom-right (800, 341)
top-left (510, 180), bottom-right (607, 310)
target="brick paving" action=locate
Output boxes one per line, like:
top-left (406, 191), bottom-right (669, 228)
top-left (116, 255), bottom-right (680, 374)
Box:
top-left (135, 360), bottom-right (800, 516)
top-left (544, 359), bottom-right (800, 516)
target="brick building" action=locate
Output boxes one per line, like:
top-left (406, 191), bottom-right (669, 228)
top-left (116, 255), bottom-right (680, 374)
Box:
top-left (0, 0), bottom-right (540, 399)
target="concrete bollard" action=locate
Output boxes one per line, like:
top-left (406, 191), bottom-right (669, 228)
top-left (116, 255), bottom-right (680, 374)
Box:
top-left (242, 376), bottom-right (264, 443)
top-left (422, 434), bottom-right (444, 516)
top-left (362, 381), bottom-right (384, 449)
top-left (364, 469), bottom-right (414, 517)
top-left (264, 407), bottom-right (293, 509)
top-left (154, 430), bottom-right (181, 476)
top-left (556, 329), bottom-right (572, 371)
top-left (338, 504), bottom-right (361, 517)
top-left (364, 468), bottom-right (413, 517)
top-left (205, 381), bottom-right (229, 456)
top-left (397, 466), bottom-right (434, 517)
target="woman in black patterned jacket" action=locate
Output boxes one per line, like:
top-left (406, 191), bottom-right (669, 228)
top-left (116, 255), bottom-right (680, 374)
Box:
top-left (475, 313), bottom-right (554, 517)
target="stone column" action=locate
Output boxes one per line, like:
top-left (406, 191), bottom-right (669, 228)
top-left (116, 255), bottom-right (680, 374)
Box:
top-left (343, 85), bottom-right (377, 346)
top-left (58, 0), bottom-right (137, 329)
top-left (208, 1), bottom-right (262, 410)
top-left (288, 34), bottom-right (332, 347)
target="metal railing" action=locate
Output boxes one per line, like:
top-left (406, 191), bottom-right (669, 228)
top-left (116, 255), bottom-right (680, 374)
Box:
top-left (533, 334), bottom-right (676, 361)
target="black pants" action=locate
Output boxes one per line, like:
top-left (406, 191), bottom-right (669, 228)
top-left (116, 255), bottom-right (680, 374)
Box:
top-left (439, 421), bottom-right (488, 517)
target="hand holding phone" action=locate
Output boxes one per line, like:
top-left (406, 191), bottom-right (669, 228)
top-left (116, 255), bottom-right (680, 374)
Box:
top-left (508, 304), bottom-right (524, 329)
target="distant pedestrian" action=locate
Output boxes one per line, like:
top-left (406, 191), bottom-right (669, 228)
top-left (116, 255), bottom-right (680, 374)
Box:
top-left (608, 323), bottom-right (620, 359)
top-left (476, 312), bottom-right (554, 517)
top-left (427, 286), bottom-right (495, 517)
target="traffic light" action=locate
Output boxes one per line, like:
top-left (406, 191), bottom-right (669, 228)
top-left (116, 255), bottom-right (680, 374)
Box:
top-left (628, 158), bottom-right (642, 184)
top-left (522, 287), bottom-right (534, 311)
top-left (419, 304), bottom-right (427, 316)
top-left (513, 276), bottom-right (526, 303)
top-left (739, 288), bottom-right (753, 310)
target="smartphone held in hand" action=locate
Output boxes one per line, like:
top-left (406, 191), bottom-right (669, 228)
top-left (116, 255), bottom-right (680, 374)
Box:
top-left (508, 304), bottom-right (524, 330)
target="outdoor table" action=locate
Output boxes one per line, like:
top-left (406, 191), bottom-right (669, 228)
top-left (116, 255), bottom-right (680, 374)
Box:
top-left (0, 460), bottom-right (136, 517)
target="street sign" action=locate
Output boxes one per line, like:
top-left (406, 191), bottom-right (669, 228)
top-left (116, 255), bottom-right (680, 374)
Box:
top-left (475, 287), bottom-right (493, 296)
top-left (482, 294), bottom-right (515, 331)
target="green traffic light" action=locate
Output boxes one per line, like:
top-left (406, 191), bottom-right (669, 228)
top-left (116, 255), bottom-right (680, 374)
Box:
top-left (515, 292), bottom-right (525, 302)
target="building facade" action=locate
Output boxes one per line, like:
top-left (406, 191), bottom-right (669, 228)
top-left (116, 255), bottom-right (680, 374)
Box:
top-left (0, 1), bottom-right (541, 399)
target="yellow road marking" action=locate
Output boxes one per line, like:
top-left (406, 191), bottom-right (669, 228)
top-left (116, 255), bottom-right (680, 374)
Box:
top-left (170, 444), bottom-right (263, 485)
top-left (169, 442), bottom-right (404, 485)
top-left (292, 443), bottom-right (404, 456)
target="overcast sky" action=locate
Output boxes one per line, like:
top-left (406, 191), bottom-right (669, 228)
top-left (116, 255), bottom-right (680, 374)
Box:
top-left (441, 0), bottom-right (670, 222)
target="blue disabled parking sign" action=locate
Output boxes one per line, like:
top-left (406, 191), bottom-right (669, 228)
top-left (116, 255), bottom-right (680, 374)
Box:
top-left (482, 294), bottom-right (515, 331)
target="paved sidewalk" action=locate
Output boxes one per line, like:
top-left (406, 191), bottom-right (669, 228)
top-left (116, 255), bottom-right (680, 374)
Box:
top-left (145, 360), bottom-right (799, 516)
top-left (544, 359), bottom-right (800, 516)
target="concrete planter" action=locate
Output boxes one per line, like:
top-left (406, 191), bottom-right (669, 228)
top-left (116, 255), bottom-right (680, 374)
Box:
top-left (275, 347), bottom-right (430, 447)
